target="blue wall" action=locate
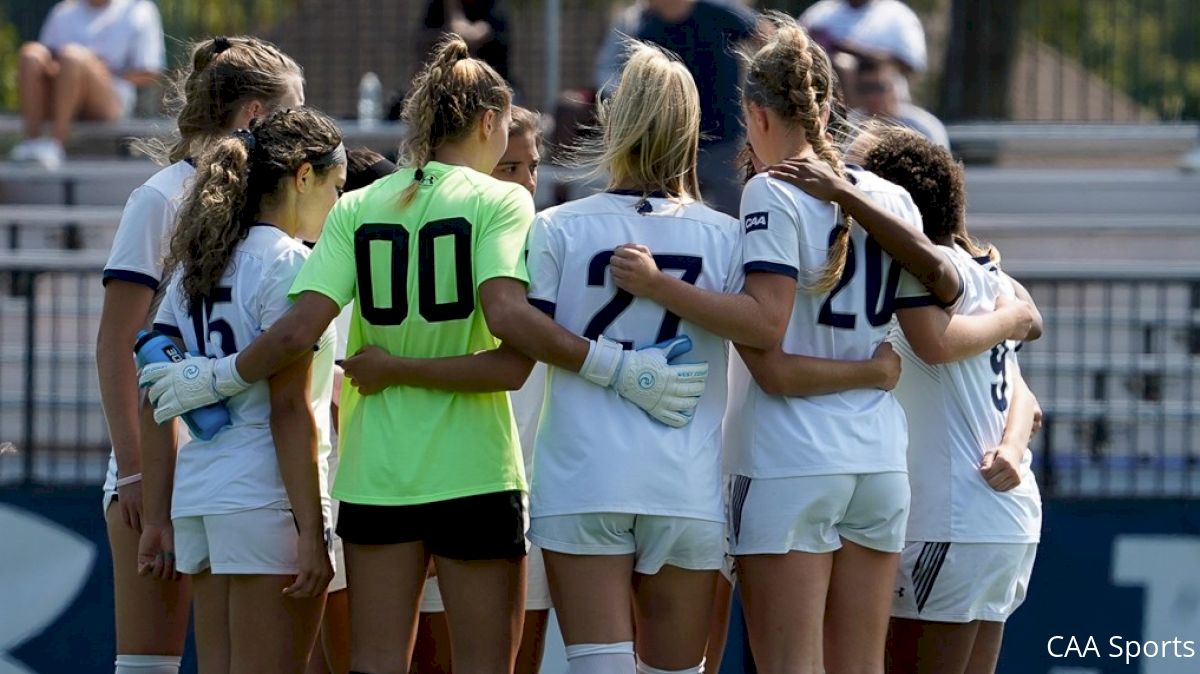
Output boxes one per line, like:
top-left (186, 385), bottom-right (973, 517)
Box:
top-left (3, 488), bottom-right (1197, 674)
top-left (0, 487), bottom-right (197, 674)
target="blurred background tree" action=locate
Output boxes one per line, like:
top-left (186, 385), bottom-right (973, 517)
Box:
top-left (1024, 0), bottom-right (1200, 120)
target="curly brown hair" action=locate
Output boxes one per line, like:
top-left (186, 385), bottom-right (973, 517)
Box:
top-left (861, 126), bottom-right (996, 261)
top-left (743, 13), bottom-right (849, 294)
top-left (165, 107), bottom-right (343, 308)
top-left (133, 36), bottom-right (302, 165)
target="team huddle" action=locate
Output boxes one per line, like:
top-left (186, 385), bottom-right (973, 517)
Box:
top-left (95, 14), bottom-right (1043, 674)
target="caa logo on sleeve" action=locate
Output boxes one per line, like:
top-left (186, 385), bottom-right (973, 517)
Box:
top-left (744, 211), bottom-right (769, 233)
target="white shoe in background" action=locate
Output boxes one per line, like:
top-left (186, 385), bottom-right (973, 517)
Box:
top-left (1183, 146), bottom-right (1200, 173)
top-left (8, 139), bottom-right (38, 162)
top-left (28, 138), bottom-right (65, 170)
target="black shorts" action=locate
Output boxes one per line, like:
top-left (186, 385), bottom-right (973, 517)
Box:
top-left (336, 490), bottom-right (527, 561)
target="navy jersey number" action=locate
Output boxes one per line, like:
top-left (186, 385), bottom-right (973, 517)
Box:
top-left (355, 218), bottom-right (474, 326)
top-left (990, 342), bottom-right (1011, 412)
top-left (188, 286), bottom-right (236, 357)
top-left (816, 228), bottom-right (902, 330)
top-left (583, 252), bottom-right (703, 346)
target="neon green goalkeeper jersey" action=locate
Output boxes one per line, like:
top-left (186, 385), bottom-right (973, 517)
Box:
top-left (291, 161), bottom-right (534, 505)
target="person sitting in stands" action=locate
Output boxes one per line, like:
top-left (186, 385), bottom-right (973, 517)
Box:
top-left (11, 0), bottom-right (164, 169)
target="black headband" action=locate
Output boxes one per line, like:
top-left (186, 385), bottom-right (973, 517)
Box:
top-left (310, 143), bottom-right (347, 168)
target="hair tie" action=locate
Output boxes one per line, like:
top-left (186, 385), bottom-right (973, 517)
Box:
top-left (212, 36), bottom-right (232, 54)
top-left (232, 128), bottom-right (256, 152)
top-left (414, 168), bottom-right (425, 183)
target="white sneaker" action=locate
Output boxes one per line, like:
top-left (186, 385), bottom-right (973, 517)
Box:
top-left (28, 138), bottom-right (65, 170)
top-left (1183, 146), bottom-right (1200, 173)
top-left (9, 139), bottom-right (38, 162)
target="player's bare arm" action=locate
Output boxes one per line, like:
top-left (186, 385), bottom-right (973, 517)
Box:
top-left (611, 245), bottom-right (795, 350)
top-left (343, 342), bottom-right (534, 395)
top-left (981, 370), bottom-right (1037, 492)
top-left (896, 296), bottom-right (1034, 365)
top-left (736, 340), bottom-right (902, 397)
top-left (768, 156), bottom-right (962, 305)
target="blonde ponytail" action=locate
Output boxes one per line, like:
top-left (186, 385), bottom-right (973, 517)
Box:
top-left (398, 34), bottom-right (511, 206)
top-left (744, 14), bottom-right (850, 294)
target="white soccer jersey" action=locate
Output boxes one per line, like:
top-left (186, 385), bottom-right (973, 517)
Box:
top-left (102, 160), bottom-right (195, 494)
top-left (528, 192), bottom-right (743, 523)
top-left (154, 225), bottom-right (336, 520)
top-left (890, 245), bottom-right (1042, 543)
top-left (724, 169), bottom-right (922, 478)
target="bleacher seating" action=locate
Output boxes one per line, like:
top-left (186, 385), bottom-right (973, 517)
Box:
top-left (1, 117), bottom-right (1199, 492)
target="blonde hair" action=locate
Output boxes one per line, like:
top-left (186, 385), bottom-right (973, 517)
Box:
top-left (577, 41), bottom-right (701, 203)
top-left (165, 108), bottom-right (342, 307)
top-left (133, 36), bottom-right (302, 165)
top-left (744, 15), bottom-right (848, 294)
top-left (398, 34), bottom-right (512, 205)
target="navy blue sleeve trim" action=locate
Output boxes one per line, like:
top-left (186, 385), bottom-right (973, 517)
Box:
top-left (151, 322), bottom-right (182, 339)
top-left (744, 261), bottom-right (800, 280)
top-left (102, 268), bottom-right (159, 291)
top-left (529, 298), bottom-right (557, 318)
top-left (936, 282), bottom-right (966, 309)
top-left (894, 295), bottom-right (941, 309)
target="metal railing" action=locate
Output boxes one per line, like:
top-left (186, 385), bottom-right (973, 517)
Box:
top-left (0, 252), bottom-right (109, 486)
top-left (3, 256), bottom-right (1198, 497)
top-left (1015, 267), bottom-right (1200, 497)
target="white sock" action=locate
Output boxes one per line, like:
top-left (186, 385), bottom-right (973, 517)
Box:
top-left (115, 654), bottom-right (181, 674)
top-left (636, 658), bottom-right (705, 674)
top-left (566, 642), bottom-right (636, 674)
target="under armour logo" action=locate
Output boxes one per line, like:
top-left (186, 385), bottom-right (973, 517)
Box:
top-left (897, 587), bottom-right (906, 598)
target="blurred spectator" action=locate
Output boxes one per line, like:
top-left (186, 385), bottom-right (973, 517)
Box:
top-left (594, 0), bottom-right (758, 216)
top-left (800, 0), bottom-right (925, 98)
top-left (851, 56), bottom-right (949, 149)
top-left (11, 0), bottom-right (164, 169)
top-left (417, 0), bottom-right (511, 82)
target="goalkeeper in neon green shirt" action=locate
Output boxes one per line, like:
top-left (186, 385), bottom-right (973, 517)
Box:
top-left (139, 35), bottom-right (707, 671)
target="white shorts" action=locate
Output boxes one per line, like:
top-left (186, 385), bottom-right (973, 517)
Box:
top-left (420, 543), bottom-right (553, 613)
top-left (529, 513), bottom-right (725, 575)
top-left (727, 472), bottom-right (910, 555)
top-left (892, 542), bottom-right (1037, 623)
top-left (174, 508), bottom-right (335, 576)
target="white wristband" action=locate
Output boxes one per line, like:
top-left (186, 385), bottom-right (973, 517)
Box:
top-left (213, 354), bottom-right (250, 397)
top-left (115, 473), bottom-right (143, 488)
top-left (580, 336), bottom-right (624, 387)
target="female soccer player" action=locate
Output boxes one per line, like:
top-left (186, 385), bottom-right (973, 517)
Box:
top-left (94, 36), bottom-right (303, 674)
top-left (606, 19), bottom-right (1036, 674)
top-left (139, 35), bottom-right (706, 673)
top-left (864, 128), bottom-right (1042, 674)
top-left (376, 42), bottom-right (886, 674)
top-left (138, 106), bottom-right (345, 673)
top-left (408, 105), bottom-right (551, 674)
top-left (305, 148), bottom-right (397, 674)
top-left (520, 44), bottom-right (740, 674)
